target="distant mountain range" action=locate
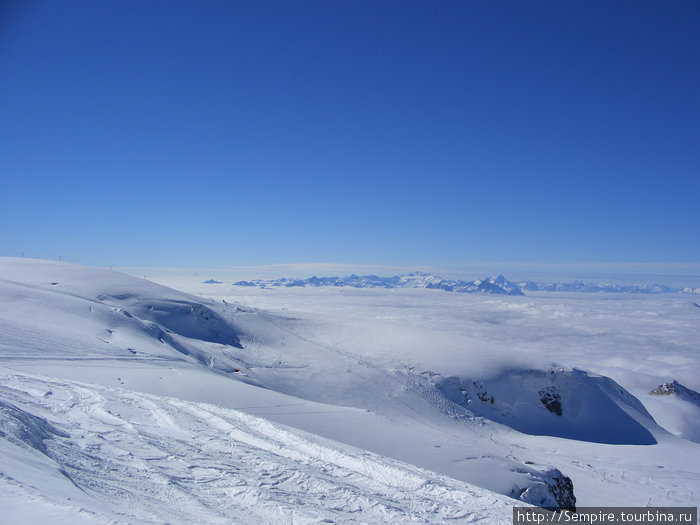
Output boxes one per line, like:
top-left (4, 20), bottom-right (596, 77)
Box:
top-left (228, 272), bottom-right (699, 296)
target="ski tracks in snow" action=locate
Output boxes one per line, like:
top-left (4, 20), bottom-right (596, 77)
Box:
top-left (0, 369), bottom-right (513, 524)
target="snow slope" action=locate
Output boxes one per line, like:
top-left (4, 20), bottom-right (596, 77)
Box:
top-left (647, 381), bottom-right (700, 444)
top-left (2, 258), bottom-right (699, 522)
top-left (0, 369), bottom-right (515, 524)
top-left (429, 368), bottom-right (657, 445)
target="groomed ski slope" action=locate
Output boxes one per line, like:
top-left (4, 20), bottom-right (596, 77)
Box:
top-left (0, 369), bottom-right (515, 524)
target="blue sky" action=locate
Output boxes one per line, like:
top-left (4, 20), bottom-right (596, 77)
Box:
top-left (1, 1), bottom-right (698, 269)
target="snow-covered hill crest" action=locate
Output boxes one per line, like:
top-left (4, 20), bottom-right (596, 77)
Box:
top-left (426, 368), bottom-right (658, 445)
top-left (0, 258), bottom-right (252, 372)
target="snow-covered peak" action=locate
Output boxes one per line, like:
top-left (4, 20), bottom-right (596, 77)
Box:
top-left (233, 272), bottom-right (525, 295)
top-left (0, 257), bottom-right (189, 303)
top-left (650, 380), bottom-right (700, 405)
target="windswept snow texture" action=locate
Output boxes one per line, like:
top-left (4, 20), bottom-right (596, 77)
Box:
top-left (232, 272), bottom-right (698, 295)
top-left (0, 370), bottom-right (515, 524)
top-left (2, 258), bottom-right (700, 521)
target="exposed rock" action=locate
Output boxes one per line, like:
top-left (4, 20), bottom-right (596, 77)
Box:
top-left (473, 381), bottom-right (494, 404)
top-left (650, 380), bottom-right (700, 405)
top-left (539, 386), bottom-right (563, 416)
top-left (515, 466), bottom-right (576, 511)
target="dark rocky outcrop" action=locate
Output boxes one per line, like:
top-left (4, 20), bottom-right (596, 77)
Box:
top-left (515, 466), bottom-right (576, 511)
top-left (539, 386), bottom-right (563, 416)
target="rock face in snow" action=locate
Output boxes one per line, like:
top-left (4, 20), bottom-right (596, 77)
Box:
top-left (650, 380), bottom-right (700, 406)
top-left (538, 386), bottom-right (563, 416)
top-left (545, 469), bottom-right (576, 511)
top-left (516, 467), bottom-right (576, 511)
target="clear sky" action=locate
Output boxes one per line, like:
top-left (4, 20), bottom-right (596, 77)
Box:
top-left (1, 1), bottom-right (698, 269)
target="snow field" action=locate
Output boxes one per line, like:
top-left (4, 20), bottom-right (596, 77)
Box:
top-left (0, 368), bottom-right (515, 524)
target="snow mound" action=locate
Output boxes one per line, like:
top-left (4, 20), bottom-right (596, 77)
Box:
top-left (0, 258), bottom-right (247, 370)
top-left (429, 368), bottom-right (657, 445)
top-left (106, 297), bottom-right (243, 348)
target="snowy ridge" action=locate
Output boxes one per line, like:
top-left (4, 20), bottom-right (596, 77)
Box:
top-left (232, 272), bottom-right (696, 295)
top-left (647, 381), bottom-right (700, 444)
top-left (0, 369), bottom-right (515, 524)
top-left (233, 272), bottom-right (524, 295)
top-left (519, 280), bottom-right (682, 294)
top-left (233, 272), bottom-right (445, 290)
top-left (650, 381), bottom-right (700, 405)
top-left (426, 368), bottom-right (658, 445)
top-left (427, 274), bottom-right (524, 295)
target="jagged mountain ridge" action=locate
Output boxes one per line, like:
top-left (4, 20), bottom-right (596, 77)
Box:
top-left (650, 380), bottom-right (700, 406)
top-left (231, 272), bottom-right (694, 295)
top-left (233, 272), bottom-right (524, 295)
